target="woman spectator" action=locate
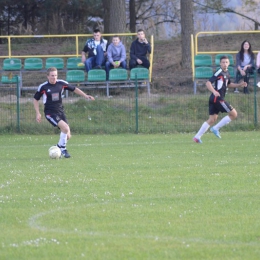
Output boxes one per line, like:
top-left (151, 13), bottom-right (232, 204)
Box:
top-left (235, 40), bottom-right (255, 94)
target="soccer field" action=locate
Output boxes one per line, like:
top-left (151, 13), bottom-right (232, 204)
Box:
top-left (0, 132), bottom-right (259, 259)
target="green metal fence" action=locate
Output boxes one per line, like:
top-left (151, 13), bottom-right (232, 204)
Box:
top-left (1, 75), bottom-right (260, 135)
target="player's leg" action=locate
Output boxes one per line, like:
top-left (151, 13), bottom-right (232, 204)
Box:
top-left (57, 120), bottom-right (71, 158)
top-left (193, 102), bottom-right (218, 143)
top-left (45, 114), bottom-right (71, 158)
top-left (193, 115), bottom-right (218, 142)
top-left (210, 101), bottom-right (236, 138)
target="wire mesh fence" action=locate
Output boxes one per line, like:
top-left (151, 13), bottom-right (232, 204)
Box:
top-left (1, 76), bottom-right (260, 135)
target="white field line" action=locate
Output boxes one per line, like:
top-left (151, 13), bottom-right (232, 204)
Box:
top-left (27, 205), bottom-right (259, 246)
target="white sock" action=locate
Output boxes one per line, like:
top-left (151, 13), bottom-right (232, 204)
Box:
top-left (214, 116), bottom-right (231, 130)
top-left (195, 122), bottom-right (210, 139)
top-left (58, 132), bottom-right (67, 150)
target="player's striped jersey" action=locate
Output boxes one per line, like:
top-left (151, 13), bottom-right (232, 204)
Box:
top-left (208, 68), bottom-right (231, 98)
top-left (34, 79), bottom-right (75, 114)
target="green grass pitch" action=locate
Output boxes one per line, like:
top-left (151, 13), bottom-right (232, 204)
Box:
top-left (0, 132), bottom-right (260, 259)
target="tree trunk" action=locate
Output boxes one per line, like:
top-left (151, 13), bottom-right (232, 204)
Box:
top-left (102, 0), bottom-right (126, 42)
top-left (129, 0), bottom-right (136, 33)
top-left (102, 0), bottom-right (110, 34)
top-left (180, 0), bottom-right (194, 69)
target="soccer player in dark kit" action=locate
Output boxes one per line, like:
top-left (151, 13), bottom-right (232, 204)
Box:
top-left (33, 67), bottom-right (95, 158)
top-left (193, 56), bottom-right (247, 144)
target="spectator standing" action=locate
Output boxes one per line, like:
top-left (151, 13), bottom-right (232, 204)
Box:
top-left (81, 29), bottom-right (108, 72)
top-left (234, 40), bottom-right (255, 94)
top-left (105, 35), bottom-right (127, 79)
top-left (129, 29), bottom-right (151, 70)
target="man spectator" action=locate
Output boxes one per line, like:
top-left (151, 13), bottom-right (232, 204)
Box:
top-left (81, 29), bottom-right (108, 72)
top-left (129, 29), bottom-right (151, 70)
top-left (105, 35), bottom-right (127, 79)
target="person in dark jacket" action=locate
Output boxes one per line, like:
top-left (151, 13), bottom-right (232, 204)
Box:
top-left (129, 29), bottom-right (151, 70)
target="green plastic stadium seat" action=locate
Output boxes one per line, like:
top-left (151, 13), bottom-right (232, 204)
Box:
top-left (87, 69), bottom-right (106, 82)
top-left (109, 68), bottom-right (128, 81)
top-left (67, 57), bottom-right (84, 70)
top-left (3, 58), bottom-right (22, 70)
top-left (66, 70), bottom-right (85, 83)
top-left (195, 67), bottom-right (213, 78)
top-left (130, 68), bottom-right (149, 80)
top-left (1, 75), bottom-right (20, 84)
top-left (45, 57), bottom-right (64, 69)
top-left (24, 58), bottom-right (43, 70)
top-left (194, 55), bottom-right (212, 67)
top-left (215, 54), bottom-right (234, 66)
top-left (227, 66), bottom-right (235, 78)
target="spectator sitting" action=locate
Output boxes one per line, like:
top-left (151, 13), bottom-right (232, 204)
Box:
top-left (81, 28), bottom-right (108, 72)
top-left (234, 40), bottom-right (255, 94)
top-left (105, 35), bottom-right (127, 80)
top-left (256, 51), bottom-right (260, 74)
top-left (129, 29), bottom-right (151, 70)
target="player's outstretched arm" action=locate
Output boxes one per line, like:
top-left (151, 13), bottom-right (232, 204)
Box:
top-left (228, 81), bottom-right (247, 89)
top-left (33, 99), bottom-right (42, 123)
top-left (74, 87), bottom-right (95, 100)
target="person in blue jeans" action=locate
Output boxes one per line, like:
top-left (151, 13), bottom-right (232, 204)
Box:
top-left (105, 35), bottom-right (127, 79)
top-left (81, 29), bottom-right (108, 72)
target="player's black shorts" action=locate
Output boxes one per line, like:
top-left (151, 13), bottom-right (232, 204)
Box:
top-left (45, 113), bottom-right (68, 127)
top-left (209, 96), bottom-right (233, 115)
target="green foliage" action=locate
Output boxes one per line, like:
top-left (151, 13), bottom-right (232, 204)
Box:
top-left (1, 133), bottom-right (260, 259)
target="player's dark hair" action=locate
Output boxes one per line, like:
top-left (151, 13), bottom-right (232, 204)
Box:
top-left (93, 28), bottom-right (101, 33)
top-left (239, 40), bottom-right (254, 62)
top-left (137, 29), bottom-right (145, 33)
top-left (220, 55), bottom-right (229, 62)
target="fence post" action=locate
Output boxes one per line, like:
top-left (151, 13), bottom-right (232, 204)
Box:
top-left (135, 74), bottom-right (138, 134)
top-left (16, 76), bottom-right (20, 132)
top-left (254, 71), bottom-right (258, 126)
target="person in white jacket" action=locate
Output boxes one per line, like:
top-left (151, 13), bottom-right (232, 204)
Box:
top-left (105, 35), bottom-right (127, 79)
top-left (256, 51), bottom-right (260, 74)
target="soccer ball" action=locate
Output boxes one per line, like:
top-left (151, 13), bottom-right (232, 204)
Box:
top-left (49, 146), bottom-right (61, 159)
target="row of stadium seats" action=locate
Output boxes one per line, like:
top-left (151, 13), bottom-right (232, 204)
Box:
top-left (194, 54), bottom-right (235, 67)
top-left (0, 57), bottom-right (150, 96)
top-left (67, 67), bottom-right (149, 82)
top-left (0, 57), bottom-right (149, 82)
top-left (194, 53), bottom-right (235, 80)
top-left (1, 57), bottom-right (85, 71)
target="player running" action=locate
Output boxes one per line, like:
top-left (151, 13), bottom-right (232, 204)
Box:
top-left (193, 56), bottom-right (247, 143)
